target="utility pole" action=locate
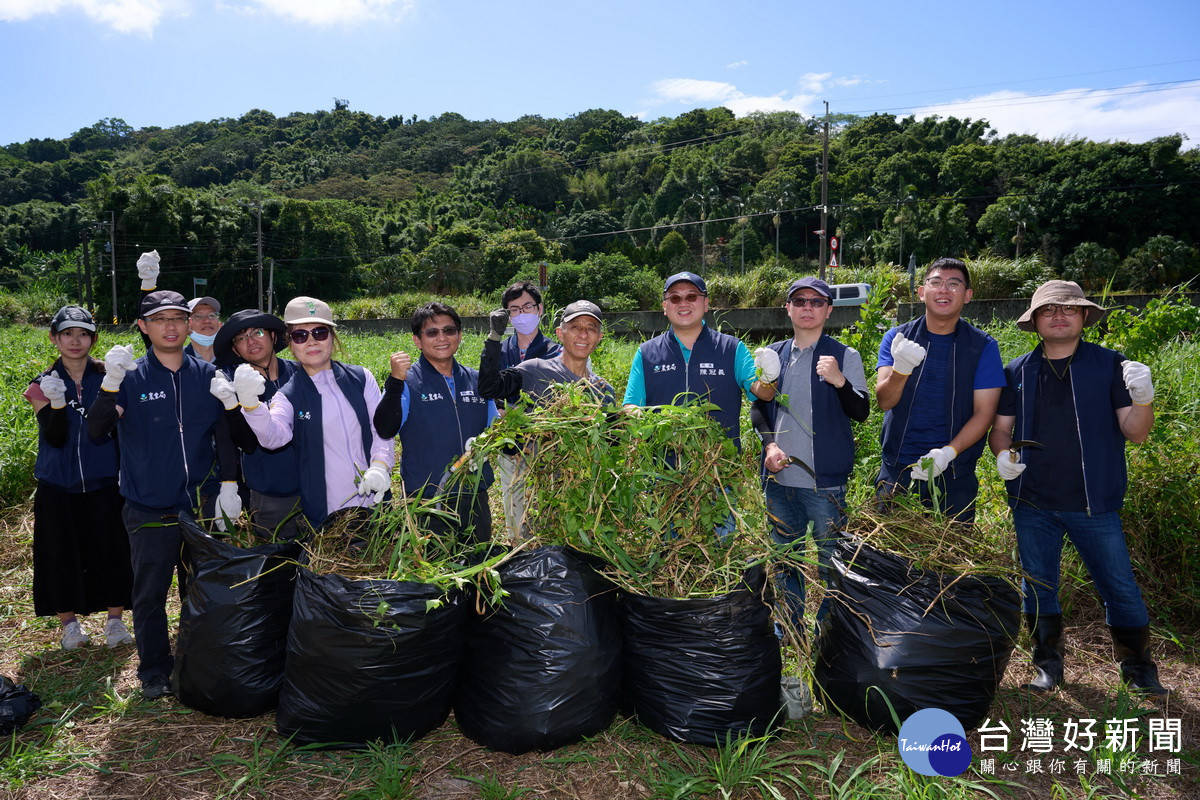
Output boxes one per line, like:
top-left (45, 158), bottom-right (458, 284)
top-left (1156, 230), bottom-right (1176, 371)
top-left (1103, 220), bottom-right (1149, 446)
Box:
top-left (819, 101), bottom-right (830, 281)
top-left (81, 228), bottom-right (94, 313)
top-left (106, 212), bottom-right (117, 323)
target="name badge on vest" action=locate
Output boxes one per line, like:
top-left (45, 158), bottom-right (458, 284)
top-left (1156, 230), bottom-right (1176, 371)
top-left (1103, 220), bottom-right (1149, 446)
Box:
top-left (653, 363), bottom-right (677, 372)
top-left (421, 392), bottom-right (445, 402)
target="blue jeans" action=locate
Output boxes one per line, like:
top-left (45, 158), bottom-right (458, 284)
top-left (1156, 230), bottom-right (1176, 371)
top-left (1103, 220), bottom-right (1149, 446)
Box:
top-left (876, 460), bottom-right (978, 524)
top-left (1013, 505), bottom-right (1149, 628)
top-left (122, 505), bottom-right (188, 686)
top-left (765, 481), bottom-right (847, 629)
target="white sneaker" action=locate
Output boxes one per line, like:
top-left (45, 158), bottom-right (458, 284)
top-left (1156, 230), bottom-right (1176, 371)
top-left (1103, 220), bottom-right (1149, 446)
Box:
top-left (103, 617), bottom-right (134, 648)
top-left (61, 619), bottom-right (89, 650)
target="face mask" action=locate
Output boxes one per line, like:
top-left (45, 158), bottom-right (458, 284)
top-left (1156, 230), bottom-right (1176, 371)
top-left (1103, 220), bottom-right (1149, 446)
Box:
top-left (510, 313), bottom-right (540, 336)
top-left (189, 331), bottom-right (217, 347)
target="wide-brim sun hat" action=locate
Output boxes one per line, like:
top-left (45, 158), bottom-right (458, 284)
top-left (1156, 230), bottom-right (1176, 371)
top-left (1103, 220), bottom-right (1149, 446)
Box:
top-left (213, 309), bottom-right (288, 367)
top-left (1016, 279), bottom-right (1107, 332)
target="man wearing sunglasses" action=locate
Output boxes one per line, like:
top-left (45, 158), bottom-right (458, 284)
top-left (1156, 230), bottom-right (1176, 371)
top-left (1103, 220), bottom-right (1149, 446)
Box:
top-left (374, 302), bottom-right (497, 544)
top-left (86, 289), bottom-right (236, 700)
top-left (622, 271), bottom-right (778, 448)
top-left (988, 280), bottom-right (1166, 696)
top-left (750, 277), bottom-right (869, 635)
top-left (874, 257), bottom-right (1005, 523)
top-left (208, 310), bottom-right (302, 539)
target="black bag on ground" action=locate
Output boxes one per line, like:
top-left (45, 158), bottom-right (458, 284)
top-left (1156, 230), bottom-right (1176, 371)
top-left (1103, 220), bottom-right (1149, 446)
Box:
top-left (620, 566), bottom-right (781, 746)
top-left (813, 539), bottom-right (1020, 733)
top-left (0, 676), bottom-right (41, 735)
top-left (455, 546), bottom-right (621, 754)
top-left (172, 517), bottom-right (302, 718)
top-left (276, 568), bottom-right (465, 748)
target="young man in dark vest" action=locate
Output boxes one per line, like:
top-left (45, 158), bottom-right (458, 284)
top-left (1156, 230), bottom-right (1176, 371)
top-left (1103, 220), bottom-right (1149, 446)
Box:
top-left (990, 280), bottom-right (1167, 696)
top-left (622, 271), bottom-right (778, 446)
top-left (874, 257), bottom-right (1005, 523)
top-left (374, 302), bottom-right (496, 544)
top-left (751, 277), bottom-right (869, 632)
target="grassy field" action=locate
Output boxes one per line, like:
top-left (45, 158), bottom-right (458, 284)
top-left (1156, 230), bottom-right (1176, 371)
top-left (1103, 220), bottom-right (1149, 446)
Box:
top-left (1, 315), bottom-right (1197, 800)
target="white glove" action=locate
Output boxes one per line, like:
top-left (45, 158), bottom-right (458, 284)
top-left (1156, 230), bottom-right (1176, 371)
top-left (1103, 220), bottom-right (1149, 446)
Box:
top-left (356, 462), bottom-right (391, 503)
top-left (40, 373), bottom-right (68, 409)
top-left (136, 250), bottom-right (161, 291)
top-left (753, 347), bottom-right (781, 383)
top-left (209, 373), bottom-right (239, 410)
top-left (213, 481), bottom-right (242, 533)
top-left (464, 436), bottom-right (479, 472)
top-left (233, 364), bottom-right (266, 410)
top-left (1121, 360), bottom-right (1154, 405)
top-left (910, 446), bottom-right (957, 481)
top-left (101, 345), bottom-right (136, 393)
top-left (995, 449), bottom-right (1027, 481)
top-left (890, 332), bottom-right (927, 376)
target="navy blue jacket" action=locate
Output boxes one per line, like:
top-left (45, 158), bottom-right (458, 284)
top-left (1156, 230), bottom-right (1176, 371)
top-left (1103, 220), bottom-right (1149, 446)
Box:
top-left (880, 317), bottom-right (994, 478)
top-left (398, 356), bottom-right (494, 497)
top-left (755, 335), bottom-right (857, 487)
top-left (640, 326), bottom-right (744, 447)
top-left (1003, 341), bottom-right (1131, 514)
top-left (111, 350), bottom-right (225, 514)
top-left (278, 361), bottom-right (373, 526)
top-left (222, 358), bottom-right (301, 498)
top-left (33, 359), bottom-right (119, 493)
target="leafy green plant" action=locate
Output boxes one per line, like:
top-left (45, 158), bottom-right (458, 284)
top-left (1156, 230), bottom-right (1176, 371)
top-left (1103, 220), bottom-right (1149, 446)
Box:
top-left (343, 740), bottom-right (419, 800)
top-left (626, 731), bottom-right (818, 800)
top-left (459, 774), bottom-right (534, 800)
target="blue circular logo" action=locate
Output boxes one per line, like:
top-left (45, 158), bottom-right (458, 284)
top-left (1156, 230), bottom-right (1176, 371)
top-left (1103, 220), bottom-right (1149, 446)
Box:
top-left (897, 708), bottom-right (973, 777)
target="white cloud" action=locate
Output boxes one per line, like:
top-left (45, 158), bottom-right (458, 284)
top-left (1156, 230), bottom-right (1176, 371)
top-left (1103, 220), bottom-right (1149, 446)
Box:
top-left (646, 77), bottom-right (820, 117)
top-left (0, 0), bottom-right (167, 35)
top-left (232, 0), bottom-right (414, 26)
top-left (912, 81), bottom-right (1200, 147)
top-left (798, 72), bottom-right (831, 93)
top-left (726, 60), bottom-right (748, 69)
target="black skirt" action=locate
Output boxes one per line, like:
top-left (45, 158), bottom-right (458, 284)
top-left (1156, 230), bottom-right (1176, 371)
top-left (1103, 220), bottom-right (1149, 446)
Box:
top-left (32, 481), bottom-right (133, 617)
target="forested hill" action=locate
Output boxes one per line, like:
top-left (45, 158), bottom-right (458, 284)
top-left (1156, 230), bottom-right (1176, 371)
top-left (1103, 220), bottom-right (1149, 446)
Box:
top-left (2, 106), bottom-right (1198, 315)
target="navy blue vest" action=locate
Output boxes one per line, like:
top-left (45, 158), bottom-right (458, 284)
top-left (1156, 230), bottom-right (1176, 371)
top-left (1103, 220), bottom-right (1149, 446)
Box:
top-left (500, 330), bottom-right (561, 370)
top-left (640, 326), bottom-right (744, 447)
top-left (758, 335), bottom-right (856, 486)
top-left (223, 358), bottom-right (301, 498)
top-left (879, 317), bottom-right (993, 477)
top-left (399, 356), bottom-right (494, 497)
top-left (34, 360), bottom-right (119, 493)
top-left (279, 362), bottom-right (372, 526)
top-left (1004, 341), bottom-right (1129, 514)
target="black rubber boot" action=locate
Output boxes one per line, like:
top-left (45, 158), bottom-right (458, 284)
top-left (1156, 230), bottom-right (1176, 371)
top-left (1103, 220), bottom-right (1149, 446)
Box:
top-left (1109, 625), bottom-right (1169, 696)
top-left (1023, 613), bottom-right (1064, 692)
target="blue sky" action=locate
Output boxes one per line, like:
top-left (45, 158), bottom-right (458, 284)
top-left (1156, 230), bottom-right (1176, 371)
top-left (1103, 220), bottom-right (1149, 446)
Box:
top-left (2, 0), bottom-right (1199, 148)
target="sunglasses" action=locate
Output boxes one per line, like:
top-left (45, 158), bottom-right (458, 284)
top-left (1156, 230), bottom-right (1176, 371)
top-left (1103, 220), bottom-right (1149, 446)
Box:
top-left (665, 292), bottom-right (705, 305)
top-left (787, 297), bottom-right (830, 308)
top-left (420, 325), bottom-right (461, 339)
top-left (288, 326), bottom-right (331, 344)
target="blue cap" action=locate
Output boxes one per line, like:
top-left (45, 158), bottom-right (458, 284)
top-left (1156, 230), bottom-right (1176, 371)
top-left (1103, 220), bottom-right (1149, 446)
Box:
top-left (663, 271), bottom-right (707, 295)
top-left (786, 277), bottom-right (832, 300)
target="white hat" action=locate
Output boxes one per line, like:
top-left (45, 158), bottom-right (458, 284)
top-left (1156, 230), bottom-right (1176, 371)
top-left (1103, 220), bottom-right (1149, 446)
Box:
top-left (283, 296), bottom-right (336, 327)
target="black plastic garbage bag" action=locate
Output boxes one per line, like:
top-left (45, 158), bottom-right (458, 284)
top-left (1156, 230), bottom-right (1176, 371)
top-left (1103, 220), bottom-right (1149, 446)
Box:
top-left (276, 568), bottom-right (465, 748)
top-left (173, 517), bottom-right (302, 717)
top-left (0, 676), bottom-right (41, 735)
top-left (455, 546), bottom-right (621, 754)
top-left (814, 539), bottom-right (1020, 733)
top-left (620, 566), bottom-right (781, 746)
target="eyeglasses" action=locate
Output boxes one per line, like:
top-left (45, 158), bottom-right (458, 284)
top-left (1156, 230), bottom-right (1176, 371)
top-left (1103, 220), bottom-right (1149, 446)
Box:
top-left (190, 313), bottom-right (220, 322)
top-left (146, 315), bottom-right (188, 326)
top-left (924, 277), bottom-right (966, 290)
top-left (665, 292), bottom-right (705, 305)
top-left (506, 302), bottom-right (539, 315)
top-left (233, 328), bottom-right (269, 346)
top-left (787, 297), bottom-right (830, 308)
top-left (288, 326), bottom-right (331, 344)
top-left (1038, 304), bottom-right (1081, 317)
top-left (420, 325), bottom-right (461, 339)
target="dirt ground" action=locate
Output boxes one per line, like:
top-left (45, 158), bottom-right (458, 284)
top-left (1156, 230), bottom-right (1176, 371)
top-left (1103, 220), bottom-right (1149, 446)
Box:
top-left (2, 509), bottom-right (1196, 800)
